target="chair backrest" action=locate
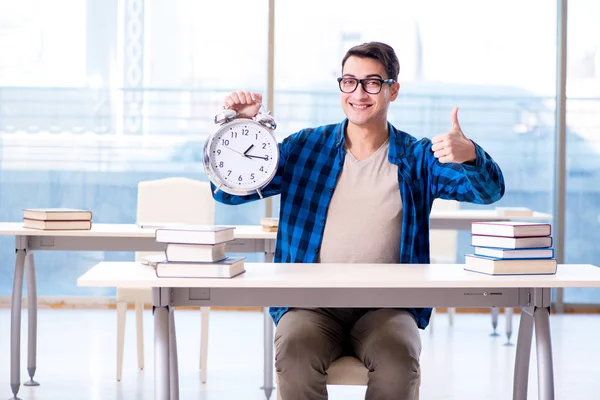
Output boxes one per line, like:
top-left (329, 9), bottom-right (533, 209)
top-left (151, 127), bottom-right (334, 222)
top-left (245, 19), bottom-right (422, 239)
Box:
top-left (136, 177), bottom-right (215, 261)
top-left (430, 199), bottom-right (460, 263)
top-left (137, 177), bottom-right (214, 225)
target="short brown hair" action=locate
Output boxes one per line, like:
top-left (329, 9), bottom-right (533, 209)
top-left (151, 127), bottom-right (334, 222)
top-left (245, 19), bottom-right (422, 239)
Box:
top-left (341, 42), bottom-right (400, 81)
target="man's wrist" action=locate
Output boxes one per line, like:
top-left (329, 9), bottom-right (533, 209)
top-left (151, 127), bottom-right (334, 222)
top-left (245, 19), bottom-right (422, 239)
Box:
top-left (465, 141), bottom-right (477, 164)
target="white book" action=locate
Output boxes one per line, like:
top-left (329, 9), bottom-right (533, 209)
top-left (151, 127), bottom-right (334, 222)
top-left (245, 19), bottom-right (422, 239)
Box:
top-left (471, 235), bottom-right (553, 249)
top-left (166, 242), bottom-right (228, 263)
top-left (155, 225), bottom-right (235, 245)
top-left (464, 254), bottom-right (557, 275)
top-left (154, 256), bottom-right (246, 278)
top-left (23, 208), bottom-right (92, 221)
top-left (474, 247), bottom-right (554, 259)
top-left (471, 221), bottom-right (551, 238)
top-left (23, 218), bottom-right (92, 230)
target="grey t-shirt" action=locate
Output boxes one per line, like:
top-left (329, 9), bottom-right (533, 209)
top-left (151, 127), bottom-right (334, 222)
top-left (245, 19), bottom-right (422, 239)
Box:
top-left (318, 139), bottom-right (403, 264)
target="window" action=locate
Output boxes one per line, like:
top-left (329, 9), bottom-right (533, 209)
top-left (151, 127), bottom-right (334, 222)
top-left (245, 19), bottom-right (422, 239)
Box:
top-left (274, 0), bottom-right (558, 268)
top-left (563, 0), bottom-right (600, 305)
top-left (0, 0), bottom-right (268, 297)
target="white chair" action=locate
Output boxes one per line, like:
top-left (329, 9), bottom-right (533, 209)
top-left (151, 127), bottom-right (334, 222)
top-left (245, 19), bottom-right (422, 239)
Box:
top-left (116, 177), bottom-right (215, 383)
top-left (276, 356), bottom-right (420, 399)
top-left (429, 199), bottom-right (460, 328)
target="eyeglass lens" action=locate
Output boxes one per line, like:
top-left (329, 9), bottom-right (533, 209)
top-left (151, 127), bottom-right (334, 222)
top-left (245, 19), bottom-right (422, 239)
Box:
top-left (339, 78), bottom-right (384, 94)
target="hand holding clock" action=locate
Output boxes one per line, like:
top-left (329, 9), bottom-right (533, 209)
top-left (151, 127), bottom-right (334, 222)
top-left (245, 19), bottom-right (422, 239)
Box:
top-left (204, 90), bottom-right (279, 197)
top-left (224, 91), bottom-right (263, 119)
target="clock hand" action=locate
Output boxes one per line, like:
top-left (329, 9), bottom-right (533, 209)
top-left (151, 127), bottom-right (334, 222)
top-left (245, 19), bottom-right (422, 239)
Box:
top-left (245, 154), bottom-right (269, 161)
top-left (224, 146), bottom-right (247, 157)
top-left (243, 144), bottom-right (255, 157)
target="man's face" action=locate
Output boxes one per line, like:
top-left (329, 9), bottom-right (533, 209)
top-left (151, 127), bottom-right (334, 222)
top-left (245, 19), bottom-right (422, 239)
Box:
top-left (340, 56), bottom-right (399, 130)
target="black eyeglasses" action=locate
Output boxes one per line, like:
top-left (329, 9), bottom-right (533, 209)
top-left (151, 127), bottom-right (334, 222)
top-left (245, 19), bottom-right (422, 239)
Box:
top-left (337, 77), bottom-right (395, 94)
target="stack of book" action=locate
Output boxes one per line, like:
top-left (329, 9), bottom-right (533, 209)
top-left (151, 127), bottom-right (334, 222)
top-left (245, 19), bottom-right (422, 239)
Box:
top-left (260, 217), bottom-right (279, 232)
top-left (23, 208), bottom-right (92, 230)
top-left (464, 221), bottom-right (557, 275)
top-left (148, 225), bottom-right (245, 278)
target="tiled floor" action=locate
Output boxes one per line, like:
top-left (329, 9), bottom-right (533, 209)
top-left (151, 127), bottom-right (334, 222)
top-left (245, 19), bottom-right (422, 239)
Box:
top-left (1, 308), bottom-right (599, 399)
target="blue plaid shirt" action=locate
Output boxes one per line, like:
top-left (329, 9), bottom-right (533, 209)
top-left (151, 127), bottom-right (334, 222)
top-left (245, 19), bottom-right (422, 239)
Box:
top-left (212, 119), bottom-right (505, 329)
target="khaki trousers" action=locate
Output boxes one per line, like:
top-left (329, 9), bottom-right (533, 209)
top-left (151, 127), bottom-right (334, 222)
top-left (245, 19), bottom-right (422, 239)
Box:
top-left (275, 308), bottom-right (421, 400)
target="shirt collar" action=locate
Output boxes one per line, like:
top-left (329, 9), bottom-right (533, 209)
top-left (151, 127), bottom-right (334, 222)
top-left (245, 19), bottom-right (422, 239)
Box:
top-left (335, 119), bottom-right (407, 160)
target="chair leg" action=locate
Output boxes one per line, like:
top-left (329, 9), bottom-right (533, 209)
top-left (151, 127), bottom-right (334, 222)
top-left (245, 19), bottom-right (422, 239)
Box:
top-left (135, 301), bottom-right (145, 370)
top-left (116, 301), bottom-right (127, 381)
top-left (448, 307), bottom-right (456, 326)
top-left (200, 306), bottom-right (209, 383)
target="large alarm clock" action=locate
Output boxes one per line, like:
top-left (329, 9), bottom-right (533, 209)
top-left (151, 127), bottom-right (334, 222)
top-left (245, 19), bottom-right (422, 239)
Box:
top-left (203, 105), bottom-right (279, 198)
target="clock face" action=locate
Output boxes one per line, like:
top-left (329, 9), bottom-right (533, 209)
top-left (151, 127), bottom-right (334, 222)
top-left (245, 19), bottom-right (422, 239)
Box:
top-left (204, 119), bottom-right (279, 195)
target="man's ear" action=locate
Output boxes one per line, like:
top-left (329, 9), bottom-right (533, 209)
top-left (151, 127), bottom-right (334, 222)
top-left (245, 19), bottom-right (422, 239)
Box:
top-left (389, 82), bottom-right (400, 101)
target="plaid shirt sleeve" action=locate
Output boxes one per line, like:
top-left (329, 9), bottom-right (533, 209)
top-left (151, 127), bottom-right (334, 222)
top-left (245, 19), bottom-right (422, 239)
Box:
top-left (427, 139), bottom-right (505, 203)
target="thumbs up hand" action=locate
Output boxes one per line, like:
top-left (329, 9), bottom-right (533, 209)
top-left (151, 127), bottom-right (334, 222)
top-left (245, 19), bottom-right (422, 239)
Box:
top-left (431, 107), bottom-right (476, 164)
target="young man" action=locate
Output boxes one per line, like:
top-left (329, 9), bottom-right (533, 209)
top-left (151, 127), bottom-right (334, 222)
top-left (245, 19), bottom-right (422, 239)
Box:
top-left (213, 41), bottom-right (505, 400)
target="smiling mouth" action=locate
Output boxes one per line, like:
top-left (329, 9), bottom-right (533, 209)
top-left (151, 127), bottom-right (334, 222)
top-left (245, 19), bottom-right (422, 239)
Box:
top-left (350, 103), bottom-right (372, 110)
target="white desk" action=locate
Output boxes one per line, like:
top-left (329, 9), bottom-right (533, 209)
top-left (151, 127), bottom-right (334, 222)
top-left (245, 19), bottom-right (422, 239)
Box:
top-left (2, 210), bottom-right (552, 399)
top-left (0, 223), bottom-right (276, 400)
top-left (78, 262), bottom-right (600, 400)
top-left (429, 209), bottom-right (551, 230)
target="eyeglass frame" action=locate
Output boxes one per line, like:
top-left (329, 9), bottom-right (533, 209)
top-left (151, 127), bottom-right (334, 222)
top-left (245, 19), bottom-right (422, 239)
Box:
top-left (337, 76), bottom-right (396, 94)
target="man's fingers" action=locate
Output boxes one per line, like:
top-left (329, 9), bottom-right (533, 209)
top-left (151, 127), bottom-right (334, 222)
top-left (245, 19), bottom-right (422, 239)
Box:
top-left (433, 150), bottom-right (447, 159)
top-left (233, 91), bottom-right (251, 104)
top-left (229, 92), bottom-right (242, 105)
top-left (252, 92), bottom-right (263, 104)
top-left (227, 91), bottom-right (256, 106)
top-left (223, 96), bottom-right (232, 108)
top-left (431, 134), bottom-right (445, 144)
top-left (431, 142), bottom-right (445, 152)
top-left (451, 106), bottom-right (461, 131)
top-left (240, 91), bottom-right (254, 104)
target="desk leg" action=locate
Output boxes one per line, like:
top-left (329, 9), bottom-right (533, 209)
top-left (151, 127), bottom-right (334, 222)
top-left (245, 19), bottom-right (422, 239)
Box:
top-left (534, 307), bottom-right (554, 400)
top-left (24, 253), bottom-right (40, 387)
top-left (513, 307), bottom-right (534, 400)
top-left (262, 309), bottom-right (274, 399)
top-left (504, 307), bottom-right (514, 346)
top-left (169, 307), bottom-right (180, 400)
top-left (9, 249), bottom-right (26, 400)
top-left (262, 249), bottom-right (275, 399)
top-left (490, 307), bottom-right (500, 336)
top-left (154, 306), bottom-right (170, 400)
